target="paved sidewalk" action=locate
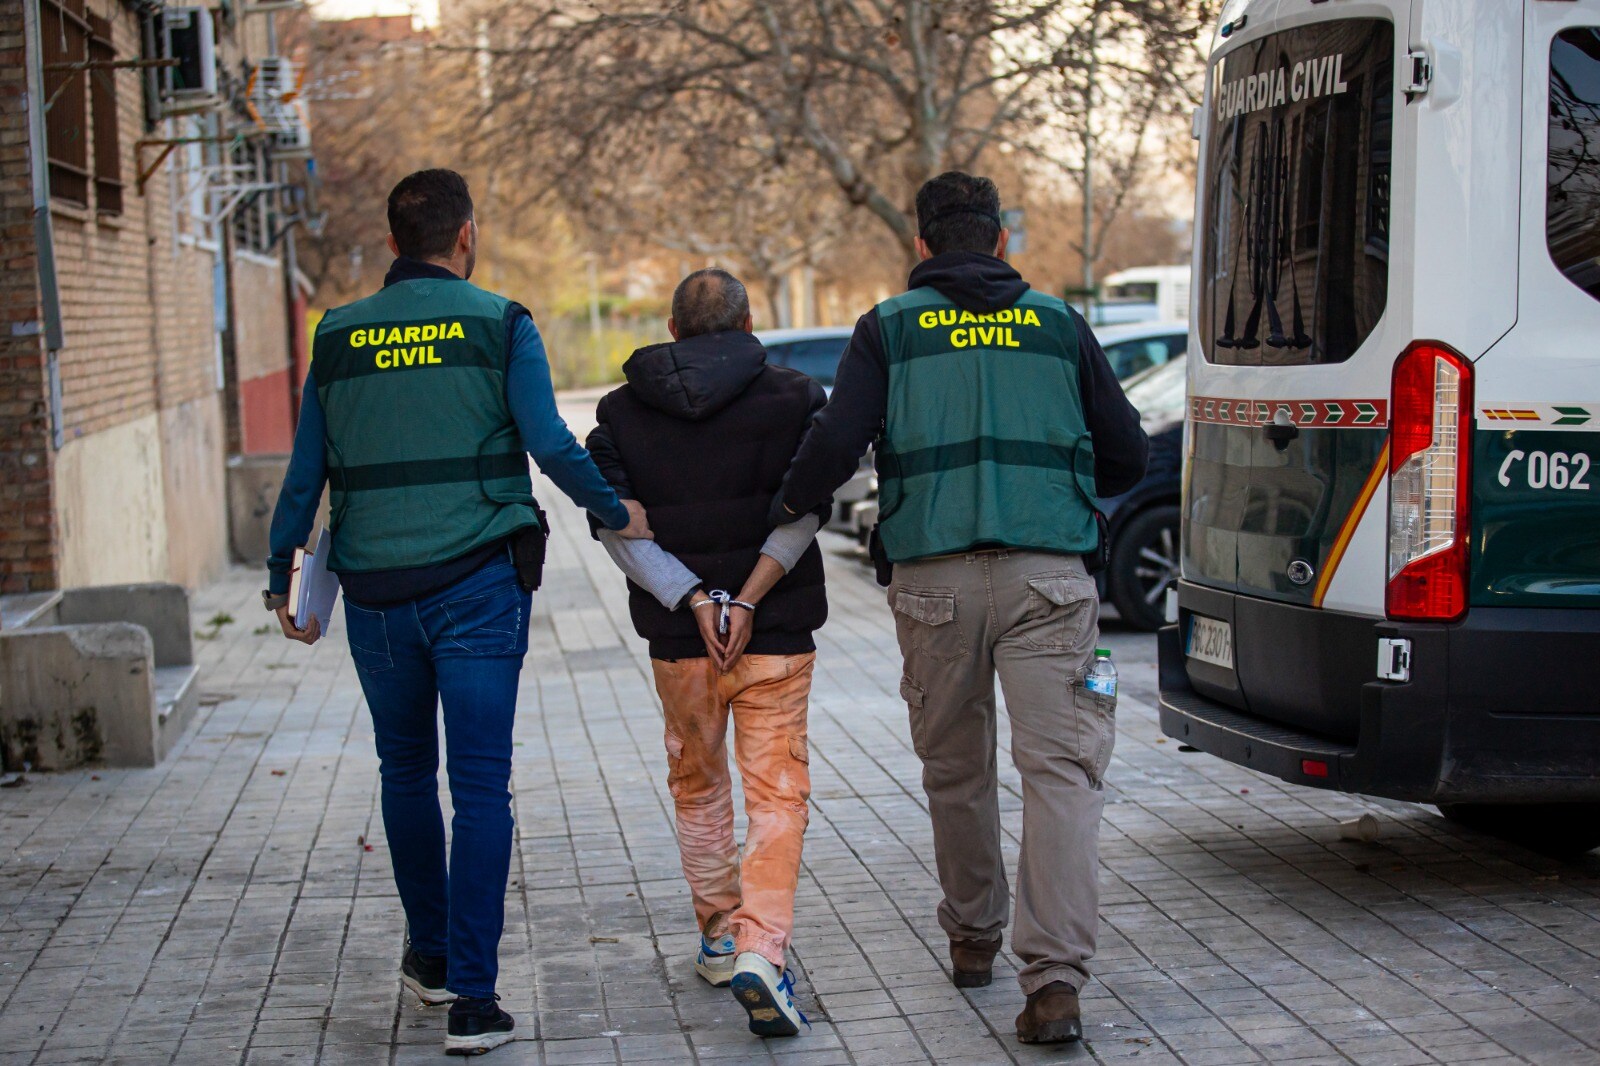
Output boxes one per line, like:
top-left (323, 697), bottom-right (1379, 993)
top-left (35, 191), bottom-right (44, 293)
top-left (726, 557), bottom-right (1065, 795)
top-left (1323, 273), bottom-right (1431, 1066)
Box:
top-left (2, 479), bottom-right (1599, 1065)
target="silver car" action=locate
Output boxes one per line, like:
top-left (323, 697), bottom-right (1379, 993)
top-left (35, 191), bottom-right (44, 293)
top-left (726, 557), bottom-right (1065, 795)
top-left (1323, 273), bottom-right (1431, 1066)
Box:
top-left (757, 327), bottom-right (876, 542)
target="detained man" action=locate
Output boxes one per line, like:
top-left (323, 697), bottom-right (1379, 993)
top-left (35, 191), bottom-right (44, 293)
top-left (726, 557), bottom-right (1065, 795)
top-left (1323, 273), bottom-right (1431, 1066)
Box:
top-left (586, 269), bottom-right (829, 1038)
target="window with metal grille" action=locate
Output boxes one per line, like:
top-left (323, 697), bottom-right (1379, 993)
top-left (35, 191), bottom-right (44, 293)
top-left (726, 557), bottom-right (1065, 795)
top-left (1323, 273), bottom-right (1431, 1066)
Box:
top-left (41, 0), bottom-right (90, 206)
top-left (88, 13), bottom-right (121, 215)
top-left (231, 140), bottom-right (272, 252)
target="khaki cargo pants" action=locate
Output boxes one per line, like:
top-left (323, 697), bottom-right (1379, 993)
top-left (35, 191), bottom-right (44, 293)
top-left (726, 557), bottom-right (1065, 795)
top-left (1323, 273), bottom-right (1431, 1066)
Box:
top-left (889, 549), bottom-right (1112, 995)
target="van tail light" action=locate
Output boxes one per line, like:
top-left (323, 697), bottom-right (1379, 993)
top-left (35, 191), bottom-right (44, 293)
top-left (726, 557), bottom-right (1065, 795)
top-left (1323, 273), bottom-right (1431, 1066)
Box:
top-left (1387, 342), bottom-right (1473, 622)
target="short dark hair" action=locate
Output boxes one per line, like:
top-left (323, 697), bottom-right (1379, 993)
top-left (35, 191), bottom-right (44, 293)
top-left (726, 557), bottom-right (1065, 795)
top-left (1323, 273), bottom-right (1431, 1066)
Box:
top-left (387, 169), bottom-right (474, 260)
top-left (671, 269), bottom-right (750, 339)
top-left (915, 171), bottom-right (1003, 256)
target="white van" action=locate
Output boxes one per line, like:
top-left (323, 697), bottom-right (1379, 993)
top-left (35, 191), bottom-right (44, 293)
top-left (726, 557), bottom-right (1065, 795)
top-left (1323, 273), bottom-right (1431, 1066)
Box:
top-left (1159, 0), bottom-right (1600, 854)
top-left (1101, 265), bottom-right (1192, 324)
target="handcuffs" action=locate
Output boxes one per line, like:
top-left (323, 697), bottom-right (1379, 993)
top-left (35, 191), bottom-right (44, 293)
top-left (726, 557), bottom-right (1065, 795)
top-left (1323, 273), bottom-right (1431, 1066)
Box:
top-left (692, 589), bottom-right (756, 635)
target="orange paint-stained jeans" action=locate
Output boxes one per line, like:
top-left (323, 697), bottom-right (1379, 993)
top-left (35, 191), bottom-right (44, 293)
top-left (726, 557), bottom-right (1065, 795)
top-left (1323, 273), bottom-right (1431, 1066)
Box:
top-left (650, 653), bottom-right (814, 968)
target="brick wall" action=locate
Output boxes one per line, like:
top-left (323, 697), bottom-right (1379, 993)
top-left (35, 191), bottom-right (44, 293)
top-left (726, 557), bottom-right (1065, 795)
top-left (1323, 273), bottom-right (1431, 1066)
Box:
top-left (0, 0), bottom-right (55, 593)
top-left (3, 0), bottom-right (297, 591)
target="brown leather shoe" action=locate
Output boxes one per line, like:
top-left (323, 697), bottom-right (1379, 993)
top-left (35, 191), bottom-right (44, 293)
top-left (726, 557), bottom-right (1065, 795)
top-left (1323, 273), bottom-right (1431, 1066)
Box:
top-left (948, 936), bottom-right (1002, 988)
top-left (1015, 981), bottom-right (1082, 1044)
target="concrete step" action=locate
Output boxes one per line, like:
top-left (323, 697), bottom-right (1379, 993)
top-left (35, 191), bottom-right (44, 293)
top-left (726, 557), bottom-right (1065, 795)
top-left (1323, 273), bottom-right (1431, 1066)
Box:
top-left (154, 664), bottom-right (201, 762)
top-left (0, 591), bottom-right (63, 632)
top-left (0, 584), bottom-right (200, 769)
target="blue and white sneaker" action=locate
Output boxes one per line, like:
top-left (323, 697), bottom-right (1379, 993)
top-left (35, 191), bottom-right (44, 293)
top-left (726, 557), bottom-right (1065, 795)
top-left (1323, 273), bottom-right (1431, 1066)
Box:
top-left (694, 930), bottom-right (737, 986)
top-left (730, 952), bottom-right (808, 1037)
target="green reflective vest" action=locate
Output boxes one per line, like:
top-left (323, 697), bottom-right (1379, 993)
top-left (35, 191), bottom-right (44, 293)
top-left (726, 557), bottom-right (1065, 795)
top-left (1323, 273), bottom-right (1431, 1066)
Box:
top-left (875, 286), bottom-right (1099, 563)
top-left (311, 278), bottom-right (537, 573)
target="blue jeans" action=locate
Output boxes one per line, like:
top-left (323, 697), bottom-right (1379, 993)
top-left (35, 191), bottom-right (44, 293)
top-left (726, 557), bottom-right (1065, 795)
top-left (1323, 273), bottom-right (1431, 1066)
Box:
top-left (343, 557), bottom-right (531, 999)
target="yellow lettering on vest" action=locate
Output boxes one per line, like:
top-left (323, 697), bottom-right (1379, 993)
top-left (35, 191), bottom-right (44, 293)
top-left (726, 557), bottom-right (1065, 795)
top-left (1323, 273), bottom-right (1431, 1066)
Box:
top-left (351, 329), bottom-right (366, 348)
top-left (937, 309), bottom-right (957, 326)
top-left (1023, 309), bottom-right (1041, 327)
top-left (375, 349), bottom-right (391, 369)
top-left (421, 324), bottom-right (438, 342)
top-left (918, 311), bottom-right (938, 330)
top-left (427, 345), bottom-right (442, 364)
top-left (950, 328), bottom-right (969, 348)
top-left (404, 326), bottom-right (421, 344)
top-left (1004, 327), bottom-right (1020, 347)
top-left (446, 322), bottom-right (466, 340)
top-left (958, 310), bottom-right (976, 324)
top-left (398, 347), bottom-right (414, 366)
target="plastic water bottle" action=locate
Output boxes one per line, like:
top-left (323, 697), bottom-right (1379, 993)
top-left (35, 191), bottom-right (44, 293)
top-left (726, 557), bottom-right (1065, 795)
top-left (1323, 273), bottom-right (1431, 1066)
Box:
top-left (1084, 648), bottom-right (1117, 698)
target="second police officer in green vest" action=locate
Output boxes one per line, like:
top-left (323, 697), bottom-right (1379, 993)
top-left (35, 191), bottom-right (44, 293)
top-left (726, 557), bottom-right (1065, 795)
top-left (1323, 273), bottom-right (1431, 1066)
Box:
top-left (771, 172), bottom-right (1149, 1045)
top-left (263, 170), bottom-right (651, 1056)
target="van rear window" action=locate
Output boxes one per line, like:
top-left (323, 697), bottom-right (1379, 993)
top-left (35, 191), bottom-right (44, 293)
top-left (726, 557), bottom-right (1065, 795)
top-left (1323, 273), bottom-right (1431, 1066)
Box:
top-left (1200, 20), bottom-right (1394, 366)
top-left (1549, 28), bottom-right (1600, 304)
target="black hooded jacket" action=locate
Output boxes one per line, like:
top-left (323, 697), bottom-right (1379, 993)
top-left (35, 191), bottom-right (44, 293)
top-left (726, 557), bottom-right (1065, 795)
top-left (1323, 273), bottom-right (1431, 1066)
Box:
top-left (587, 330), bottom-right (829, 660)
top-left (772, 251), bottom-right (1149, 527)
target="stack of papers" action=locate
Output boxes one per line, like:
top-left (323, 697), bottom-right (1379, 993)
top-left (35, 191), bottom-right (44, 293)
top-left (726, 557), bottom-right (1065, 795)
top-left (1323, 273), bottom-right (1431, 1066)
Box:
top-left (289, 527), bottom-right (341, 635)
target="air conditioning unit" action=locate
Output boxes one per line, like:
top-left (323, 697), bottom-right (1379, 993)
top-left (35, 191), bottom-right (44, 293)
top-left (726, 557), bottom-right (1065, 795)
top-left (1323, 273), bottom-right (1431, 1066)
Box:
top-left (155, 7), bottom-right (219, 110)
top-left (248, 57), bottom-right (298, 103)
top-left (246, 58), bottom-right (312, 159)
top-left (269, 116), bottom-right (313, 159)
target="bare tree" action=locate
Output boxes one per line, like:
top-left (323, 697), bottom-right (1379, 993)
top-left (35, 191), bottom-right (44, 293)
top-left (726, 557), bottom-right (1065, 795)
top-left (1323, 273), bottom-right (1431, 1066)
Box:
top-left (467, 0), bottom-right (1214, 268)
top-left (567, 113), bottom-right (860, 324)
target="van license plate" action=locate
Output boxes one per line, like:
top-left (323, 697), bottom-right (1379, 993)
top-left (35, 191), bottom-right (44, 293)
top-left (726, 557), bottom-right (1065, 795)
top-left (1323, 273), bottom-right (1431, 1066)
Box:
top-left (1187, 615), bottom-right (1234, 670)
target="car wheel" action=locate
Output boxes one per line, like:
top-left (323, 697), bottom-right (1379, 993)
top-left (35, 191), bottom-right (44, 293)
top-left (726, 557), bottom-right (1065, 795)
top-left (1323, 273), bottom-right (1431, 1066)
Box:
top-left (1437, 803), bottom-right (1600, 857)
top-left (1107, 504), bottom-right (1180, 631)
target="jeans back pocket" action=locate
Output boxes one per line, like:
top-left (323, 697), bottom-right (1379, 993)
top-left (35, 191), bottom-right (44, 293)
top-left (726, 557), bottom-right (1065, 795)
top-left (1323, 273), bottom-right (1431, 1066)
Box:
top-left (441, 582), bottom-right (525, 656)
top-left (344, 601), bottom-right (394, 673)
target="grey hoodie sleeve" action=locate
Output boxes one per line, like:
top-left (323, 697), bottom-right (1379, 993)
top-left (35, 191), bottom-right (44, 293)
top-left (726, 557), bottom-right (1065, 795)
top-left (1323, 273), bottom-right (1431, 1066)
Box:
top-left (598, 532), bottom-right (702, 610)
top-left (760, 514), bottom-right (821, 572)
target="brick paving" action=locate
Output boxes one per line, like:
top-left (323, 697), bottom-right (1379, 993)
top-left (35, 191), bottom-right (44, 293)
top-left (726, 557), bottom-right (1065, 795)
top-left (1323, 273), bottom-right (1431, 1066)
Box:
top-left (1, 470), bottom-right (1598, 1064)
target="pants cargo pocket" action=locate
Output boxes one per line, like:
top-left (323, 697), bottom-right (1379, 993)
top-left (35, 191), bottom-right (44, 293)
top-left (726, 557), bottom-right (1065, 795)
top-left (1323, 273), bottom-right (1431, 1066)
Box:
top-left (1071, 684), bottom-right (1117, 787)
top-left (664, 730), bottom-right (686, 796)
top-left (1021, 571), bottom-right (1097, 651)
top-left (901, 677), bottom-right (931, 759)
top-left (892, 586), bottom-right (968, 663)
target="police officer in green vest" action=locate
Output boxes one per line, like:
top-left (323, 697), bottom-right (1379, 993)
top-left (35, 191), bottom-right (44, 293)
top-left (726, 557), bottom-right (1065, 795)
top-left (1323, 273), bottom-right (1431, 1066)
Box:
top-left (771, 172), bottom-right (1148, 1044)
top-left (262, 169), bottom-right (650, 1055)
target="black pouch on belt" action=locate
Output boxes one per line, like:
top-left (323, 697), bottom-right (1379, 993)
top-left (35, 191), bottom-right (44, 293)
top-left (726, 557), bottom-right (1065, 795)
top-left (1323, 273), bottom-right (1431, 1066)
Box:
top-left (511, 508), bottom-right (549, 592)
top-left (1084, 509), bottom-right (1111, 575)
top-left (868, 524), bottom-right (894, 588)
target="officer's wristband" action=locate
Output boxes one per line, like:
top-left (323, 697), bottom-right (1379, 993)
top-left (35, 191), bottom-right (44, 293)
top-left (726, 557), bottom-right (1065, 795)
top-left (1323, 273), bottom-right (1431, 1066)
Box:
top-left (262, 591), bottom-right (289, 612)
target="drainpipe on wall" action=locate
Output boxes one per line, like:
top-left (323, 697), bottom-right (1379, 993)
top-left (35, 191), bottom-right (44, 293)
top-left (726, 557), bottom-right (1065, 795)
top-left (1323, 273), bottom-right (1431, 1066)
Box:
top-left (22, 0), bottom-right (65, 450)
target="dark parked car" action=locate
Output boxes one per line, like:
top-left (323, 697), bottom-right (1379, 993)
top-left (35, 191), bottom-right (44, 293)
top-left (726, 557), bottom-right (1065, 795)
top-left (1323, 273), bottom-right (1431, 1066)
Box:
top-left (756, 328), bottom-right (875, 539)
top-left (1099, 356), bottom-right (1186, 630)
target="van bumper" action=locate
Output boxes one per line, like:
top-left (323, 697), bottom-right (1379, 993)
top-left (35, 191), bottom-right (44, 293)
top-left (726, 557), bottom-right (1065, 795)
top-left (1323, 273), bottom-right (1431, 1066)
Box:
top-left (1157, 583), bottom-right (1600, 804)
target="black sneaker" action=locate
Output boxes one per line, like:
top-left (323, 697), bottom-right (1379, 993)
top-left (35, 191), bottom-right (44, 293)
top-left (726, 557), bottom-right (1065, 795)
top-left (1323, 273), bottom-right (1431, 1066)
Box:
top-left (401, 946), bottom-right (453, 1006)
top-left (445, 995), bottom-right (514, 1055)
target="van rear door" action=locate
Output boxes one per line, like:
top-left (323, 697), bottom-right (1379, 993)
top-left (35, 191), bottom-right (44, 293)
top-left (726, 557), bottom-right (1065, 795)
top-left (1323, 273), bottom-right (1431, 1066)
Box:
top-left (1189, 15), bottom-right (1399, 618)
top-left (1468, 7), bottom-right (1600, 609)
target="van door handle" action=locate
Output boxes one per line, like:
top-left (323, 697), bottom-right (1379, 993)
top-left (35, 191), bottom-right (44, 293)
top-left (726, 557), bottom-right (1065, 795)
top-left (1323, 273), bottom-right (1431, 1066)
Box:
top-left (1264, 422), bottom-right (1299, 449)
